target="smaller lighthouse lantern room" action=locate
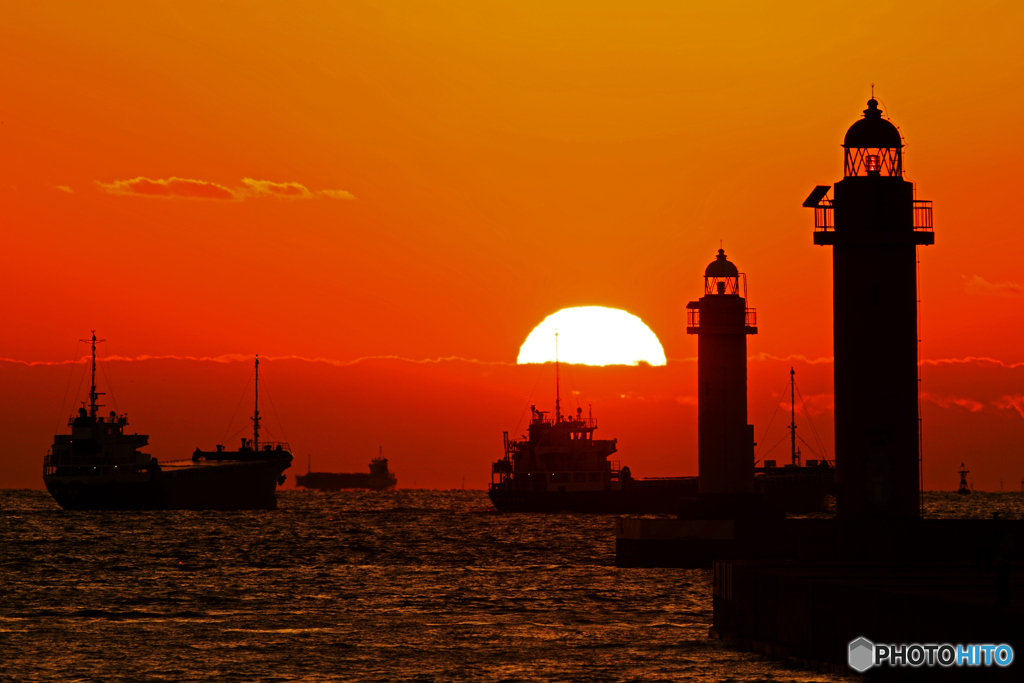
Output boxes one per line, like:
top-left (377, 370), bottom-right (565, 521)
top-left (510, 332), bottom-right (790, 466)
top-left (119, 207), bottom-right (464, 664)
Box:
top-left (687, 248), bottom-right (758, 497)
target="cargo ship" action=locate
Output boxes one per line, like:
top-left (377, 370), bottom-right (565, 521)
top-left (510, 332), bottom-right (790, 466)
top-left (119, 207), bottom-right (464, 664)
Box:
top-left (753, 368), bottom-right (835, 513)
top-left (294, 449), bottom-right (398, 491)
top-left (488, 340), bottom-right (696, 513)
top-left (43, 335), bottom-right (292, 510)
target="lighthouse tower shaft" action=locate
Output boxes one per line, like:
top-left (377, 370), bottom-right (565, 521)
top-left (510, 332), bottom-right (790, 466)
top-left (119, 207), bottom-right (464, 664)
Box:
top-left (805, 98), bottom-right (934, 521)
top-left (687, 250), bottom-right (758, 496)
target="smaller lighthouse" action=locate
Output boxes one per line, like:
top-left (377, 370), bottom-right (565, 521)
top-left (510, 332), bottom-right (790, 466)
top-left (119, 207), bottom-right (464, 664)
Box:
top-left (686, 249), bottom-right (758, 497)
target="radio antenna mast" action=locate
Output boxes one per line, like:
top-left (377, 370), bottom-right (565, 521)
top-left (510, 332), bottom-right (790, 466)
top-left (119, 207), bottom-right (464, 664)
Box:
top-left (252, 355), bottom-right (260, 451)
top-left (555, 330), bottom-right (561, 423)
top-left (790, 367), bottom-right (800, 466)
top-left (80, 331), bottom-right (106, 418)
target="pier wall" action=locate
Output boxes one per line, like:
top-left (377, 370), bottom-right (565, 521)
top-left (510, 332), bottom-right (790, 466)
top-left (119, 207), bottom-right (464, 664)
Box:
top-left (711, 558), bottom-right (1024, 680)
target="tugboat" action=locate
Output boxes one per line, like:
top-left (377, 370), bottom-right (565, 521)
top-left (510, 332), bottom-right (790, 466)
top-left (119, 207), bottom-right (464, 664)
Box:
top-left (294, 448), bottom-right (398, 491)
top-left (488, 334), bottom-right (697, 513)
top-left (957, 463), bottom-right (971, 495)
top-left (43, 334), bottom-right (292, 510)
top-left (753, 368), bottom-right (835, 513)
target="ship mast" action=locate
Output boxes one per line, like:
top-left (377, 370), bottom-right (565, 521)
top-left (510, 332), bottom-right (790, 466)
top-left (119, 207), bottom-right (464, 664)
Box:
top-left (81, 330), bottom-right (105, 418)
top-left (789, 367), bottom-right (798, 466)
top-left (252, 354), bottom-right (260, 451)
top-left (555, 330), bottom-right (561, 423)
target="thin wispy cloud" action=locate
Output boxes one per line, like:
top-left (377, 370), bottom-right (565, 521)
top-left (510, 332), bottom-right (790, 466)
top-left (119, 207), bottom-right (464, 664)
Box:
top-left (920, 356), bottom-right (1024, 370)
top-left (97, 176), bottom-right (235, 200)
top-left (964, 274), bottom-right (1024, 297)
top-left (921, 392), bottom-right (984, 412)
top-left (241, 178), bottom-right (313, 199)
top-left (748, 352), bottom-right (835, 365)
top-left (775, 394), bottom-right (834, 416)
top-left (0, 354), bottom-right (511, 369)
top-left (96, 176), bottom-right (355, 201)
top-left (994, 395), bottom-right (1024, 419)
top-left (241, 179), bottom-right (355, 200)
top-left (750, 354), bottom-right (1024, 370)
top-left (319, 188), bottom-right (355, 200)
top-left (55, 185), bottom-right (73, 193)
top-left (7, 352), bottom-right (1020, 372)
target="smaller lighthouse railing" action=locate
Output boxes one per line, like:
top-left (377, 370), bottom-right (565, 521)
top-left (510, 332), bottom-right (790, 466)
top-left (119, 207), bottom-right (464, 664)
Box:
top-left (685, 306), bottom-right (756, 330)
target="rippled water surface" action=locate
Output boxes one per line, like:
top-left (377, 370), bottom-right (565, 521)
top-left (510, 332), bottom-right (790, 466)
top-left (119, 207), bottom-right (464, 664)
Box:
top-left (3, 490), bottom-right (1017, 682)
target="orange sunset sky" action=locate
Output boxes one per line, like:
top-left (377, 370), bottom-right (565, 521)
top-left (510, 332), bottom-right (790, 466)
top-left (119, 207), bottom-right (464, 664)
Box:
top-left (2, 2), bottom-right (1022, 491)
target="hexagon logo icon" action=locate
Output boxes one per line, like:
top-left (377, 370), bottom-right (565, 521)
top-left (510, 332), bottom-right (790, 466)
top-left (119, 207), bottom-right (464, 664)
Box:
top-left (849, 637), bottom-right (875, 673)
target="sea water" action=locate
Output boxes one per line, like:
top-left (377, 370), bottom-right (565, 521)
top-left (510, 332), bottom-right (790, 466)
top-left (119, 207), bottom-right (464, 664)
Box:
top-left (2, 489), bottom-right (1018, 682)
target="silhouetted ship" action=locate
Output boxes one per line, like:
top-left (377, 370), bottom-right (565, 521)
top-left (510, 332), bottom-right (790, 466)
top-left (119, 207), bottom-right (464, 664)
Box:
top-left (753, 368), bottom-right (835, 513)
top-left (43, 336), bottom-right (292, 510)
top-left (488, 336), bottom-right (696, 513)
top-left (294, 449), bottom-right (398, 491)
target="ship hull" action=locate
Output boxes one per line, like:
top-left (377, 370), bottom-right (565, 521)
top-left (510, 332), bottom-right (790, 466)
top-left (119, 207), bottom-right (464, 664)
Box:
top-left (489, 478), bottom-right (698, 514)
top-left (43, 458), bottom-right (290, 511)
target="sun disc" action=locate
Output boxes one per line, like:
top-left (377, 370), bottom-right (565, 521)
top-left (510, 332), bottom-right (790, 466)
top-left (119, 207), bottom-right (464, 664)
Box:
top-left (517, 306), bottom-right (666, 366)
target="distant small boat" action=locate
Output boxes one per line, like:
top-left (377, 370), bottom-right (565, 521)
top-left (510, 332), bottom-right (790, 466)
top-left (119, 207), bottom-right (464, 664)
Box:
top-left (294, 448), bottom-right (398, 491)
top-left (957, 463), bottom-right (971, 495)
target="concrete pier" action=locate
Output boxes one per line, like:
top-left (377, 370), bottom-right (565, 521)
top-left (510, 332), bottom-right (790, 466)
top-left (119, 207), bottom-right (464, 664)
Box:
top-left (711, 558), bottom-right (1023, 679)
top-left (615, 518), bottom-right (1024, 568)
top-left (616, 518), bottom-right (1024, 678)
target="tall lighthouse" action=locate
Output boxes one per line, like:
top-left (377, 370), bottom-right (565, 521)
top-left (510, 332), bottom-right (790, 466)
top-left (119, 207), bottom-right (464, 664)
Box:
top-left (686, 249), bottom-right (758, 496)
top-left (804, 98), bottom-right (934, 520)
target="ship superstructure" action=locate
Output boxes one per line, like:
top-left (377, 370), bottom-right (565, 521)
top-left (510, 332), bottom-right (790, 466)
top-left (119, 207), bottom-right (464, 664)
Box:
top-left (45, 333), bottom-right (153, 493)
top-left (43, 337), bottom-right (292, 510)
top-left (493, 403), bottom-right (621, 494)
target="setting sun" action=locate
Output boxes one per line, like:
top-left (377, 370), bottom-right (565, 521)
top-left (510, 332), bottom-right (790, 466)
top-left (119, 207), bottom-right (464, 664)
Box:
top-left (517, 306), bottom-right (667, 366)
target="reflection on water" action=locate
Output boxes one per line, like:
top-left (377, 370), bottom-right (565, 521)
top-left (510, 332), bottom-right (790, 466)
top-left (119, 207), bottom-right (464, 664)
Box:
top-left (4, 489), bottom-right (1018, 681)
top-left (923, 490), bottom-right (1024, 520)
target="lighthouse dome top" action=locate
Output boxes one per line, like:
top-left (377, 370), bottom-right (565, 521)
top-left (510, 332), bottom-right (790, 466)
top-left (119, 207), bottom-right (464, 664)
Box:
top-left (705, 248), bottom-right (739, 278)
top-left (844, 99), bottom-right (903, 149)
